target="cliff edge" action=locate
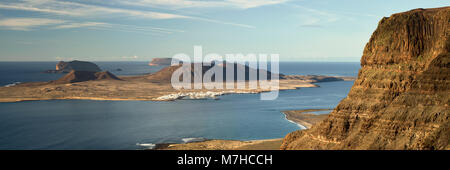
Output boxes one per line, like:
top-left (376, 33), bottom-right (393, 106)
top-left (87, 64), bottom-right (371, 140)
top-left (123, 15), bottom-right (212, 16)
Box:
top-left (281, 7), bottom-right (449, 150)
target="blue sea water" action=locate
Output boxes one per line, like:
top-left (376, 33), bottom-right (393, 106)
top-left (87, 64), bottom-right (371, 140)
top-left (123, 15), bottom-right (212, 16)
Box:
top-left (0, 62), bottom-right (165, 86)
top-left (0, 62), bottom-right (359, 149)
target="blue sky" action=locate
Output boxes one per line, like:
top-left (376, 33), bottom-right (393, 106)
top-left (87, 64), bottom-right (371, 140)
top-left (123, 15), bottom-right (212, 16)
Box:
top-left (0, 0), bottom-right (448, 62)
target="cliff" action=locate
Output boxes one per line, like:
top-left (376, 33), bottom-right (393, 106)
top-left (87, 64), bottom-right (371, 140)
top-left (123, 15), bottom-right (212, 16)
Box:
top-left (44, 60), bottom-right (102, 73)
top-left (281, 7), bottom-right (449, 150)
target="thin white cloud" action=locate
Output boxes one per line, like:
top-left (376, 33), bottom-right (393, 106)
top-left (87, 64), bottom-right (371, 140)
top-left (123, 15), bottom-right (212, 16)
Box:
top-left (0, 16), bottom-right (181, 36)
top-left (54, 21), bottom-right (184, 35)
top-left (0, 0), bottom-right (256, 28)
top-left (53, 22), bottom-right (107, 29)
top-left (190, 16), bottom-right (255, 29)
top-left (227, 0), bottom-right (289, 9)
top-left (120, 0), bottom-right (289, 9)
top-left (105, 23), bottom-right (185, 34)
top-left (84, 26), bottom-right (166, 36)
top-left (0, 3), bottom-right (78, 16)
top-left (0, 0), bottom-right (255, 28)
top-left (0, 0), bottom-right (189, 19)
top-left (0, 17), bottom-right (65, 31)
top-left (77, 23), bottom-right (169, 36)
top-left (289, 4), bottom-right (376, 28)
top-left (289, 4), bottom-right (340, 28)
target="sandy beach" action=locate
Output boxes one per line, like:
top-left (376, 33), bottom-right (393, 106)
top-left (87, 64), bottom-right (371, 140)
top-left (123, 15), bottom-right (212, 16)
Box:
top-left (281, 109), bottom-right (331, 129)
top-left (158, 138), bottom-right (284, 150)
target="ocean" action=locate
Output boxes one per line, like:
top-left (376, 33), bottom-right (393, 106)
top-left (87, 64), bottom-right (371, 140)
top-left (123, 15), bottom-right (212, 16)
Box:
top-left (0, 62), bottom-right (359, 149)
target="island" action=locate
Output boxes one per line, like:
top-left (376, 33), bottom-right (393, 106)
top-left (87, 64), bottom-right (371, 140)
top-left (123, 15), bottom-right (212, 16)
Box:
top-left (0, 61), bottom-right (355, 103)
top-left (43, 60), bottom-right (102, 73)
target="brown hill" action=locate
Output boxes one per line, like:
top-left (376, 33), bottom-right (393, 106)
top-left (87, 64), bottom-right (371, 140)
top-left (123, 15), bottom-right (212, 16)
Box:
top-left (53, 70), bottom-right (121, 84)
top-left (147, 62), bottom-right (283, 83)
top-left (281, 7), bottom-right (449, 150)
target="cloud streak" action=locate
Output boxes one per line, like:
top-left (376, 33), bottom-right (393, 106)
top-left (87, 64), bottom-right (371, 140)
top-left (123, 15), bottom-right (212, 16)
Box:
top-left (119, 0), bottom-right (289, 9)
top-left (0, 0), bottom-right (256, 29)
top-left (0, 16), bottom-right (183, 36)
top-left (53, 22), bottom-right (107, 29)
top-left (288, 4), bottom-right (340, 28)
top-left (0, 0), bottom-right (188, 19)
top-left (0, 17), bottom-right (65, 31)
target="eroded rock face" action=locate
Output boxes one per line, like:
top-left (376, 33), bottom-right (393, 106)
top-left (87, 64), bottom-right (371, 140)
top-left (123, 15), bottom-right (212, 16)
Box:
top-left (281, 7), bottom-right (449, 150)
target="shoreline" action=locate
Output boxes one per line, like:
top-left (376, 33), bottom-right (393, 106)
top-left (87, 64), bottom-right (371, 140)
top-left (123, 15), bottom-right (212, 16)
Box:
top-left (0, 75), bottom-right (355, 103)
top-left (153, 109), bottom-right (332, 150)
top-left (283, 112), bottom-right (308, 129)
top-left (155, 138), bottom-right (285, 150)
top-left (0, 86), bottom-right (312, 103)
top-left (281, 109), bottom-right (331, 129)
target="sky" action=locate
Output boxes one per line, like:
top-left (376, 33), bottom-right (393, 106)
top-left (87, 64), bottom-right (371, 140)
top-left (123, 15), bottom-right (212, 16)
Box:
top-left (0, 0), bottom-right (448, 62)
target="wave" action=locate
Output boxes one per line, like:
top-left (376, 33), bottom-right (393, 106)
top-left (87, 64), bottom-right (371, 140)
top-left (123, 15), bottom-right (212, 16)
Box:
top-left (181, 137), bottom-right (207, 143)
top-left (283, 113), bottom-right (307, 130)
top-left (136, 143), bottom-right (156, 149)
top-left (4, 82), bottom-right (21, 87)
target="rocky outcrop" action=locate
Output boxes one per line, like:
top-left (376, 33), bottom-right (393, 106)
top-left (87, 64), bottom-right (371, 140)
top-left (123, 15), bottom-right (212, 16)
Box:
top-left (148, 58), bottom-right (178, 66)
top-left (44, 60), bottom-right (102, 73)
top-left (281, 7), bottom-right (449, 150)
top-left (53, 70), bottom-right (121, 84)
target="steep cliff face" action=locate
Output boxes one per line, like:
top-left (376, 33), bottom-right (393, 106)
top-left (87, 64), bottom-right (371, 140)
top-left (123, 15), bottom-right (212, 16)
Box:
top-left (281, 7), bottom-right (449, 150)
